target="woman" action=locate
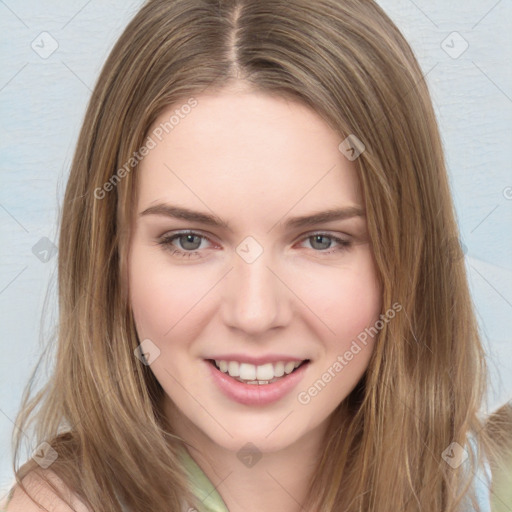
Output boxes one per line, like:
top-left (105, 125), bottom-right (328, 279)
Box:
top-left (4, 0), bottom-right (499, 510)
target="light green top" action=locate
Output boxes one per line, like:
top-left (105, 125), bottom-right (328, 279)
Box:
top-left (491, 453), bottom-right (512, 512)
top-left (179, 446), bottom-right (230, 512)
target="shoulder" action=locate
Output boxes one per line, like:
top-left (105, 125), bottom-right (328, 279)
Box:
top-left (5, 470), bottom-right (92, 512)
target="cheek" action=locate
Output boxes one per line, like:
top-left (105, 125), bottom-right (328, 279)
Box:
top-left (129, 243), bottom-right (222, 343)
top-left (129, 244), bottom-right (192, 337)
top-left (308, 256), bottom-right (382, 346)
top-left (309, 261), bottom-right (381, 406)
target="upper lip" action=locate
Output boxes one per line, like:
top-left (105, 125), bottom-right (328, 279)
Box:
top-left (205, 354), bottom-right (309, 366)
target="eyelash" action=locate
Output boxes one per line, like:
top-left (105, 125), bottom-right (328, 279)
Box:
top-left (156, 230), bottom-right (352, 259)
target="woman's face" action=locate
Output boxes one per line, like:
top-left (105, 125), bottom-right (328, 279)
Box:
top-left (128, 87), bottom-right (382, 454)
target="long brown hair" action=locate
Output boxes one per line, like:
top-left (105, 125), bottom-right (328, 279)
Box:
top-left (10, 0), bottom-right (492, 510)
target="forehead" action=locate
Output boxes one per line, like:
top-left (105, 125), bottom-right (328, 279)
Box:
top-left (135, 90), bottom-right (363, 222)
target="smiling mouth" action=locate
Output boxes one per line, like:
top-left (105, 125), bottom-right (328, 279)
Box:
top-left (207, 359), bottom-right (310, 385)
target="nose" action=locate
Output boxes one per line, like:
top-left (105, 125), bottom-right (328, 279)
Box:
top-left (221, 249), bottom-right (292, 335)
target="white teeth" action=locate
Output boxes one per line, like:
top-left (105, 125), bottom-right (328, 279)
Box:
top-left (212, 359), bottom-right (306, 382)
top-left (228, 361), bottom-right (239, 377)
top-left (284, 362), bottom-right (296, 374)
top-left (273, 362), bottom-right (285, 377)
top-left (256, 363), bottom-right (274, 381)
top-left (239, 363), bottom-right (256, 380)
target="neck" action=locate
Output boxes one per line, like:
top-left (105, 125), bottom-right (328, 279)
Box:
top-left (166, 399), bottom-right (328, 512)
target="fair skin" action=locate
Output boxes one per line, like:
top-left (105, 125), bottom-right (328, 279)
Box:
top-left (6, 470), bottom-right (91, 511)
top-left (7, 85), bottom-right (382, 511)
top-left (128, 85), bottom-right (382, 512)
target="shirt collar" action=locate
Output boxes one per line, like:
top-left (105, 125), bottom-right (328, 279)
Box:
top-left (179, 446), bottom-right (230, 512)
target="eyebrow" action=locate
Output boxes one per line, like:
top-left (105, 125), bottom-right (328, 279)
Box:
top-left (138, 203), bottom-right (365, 230)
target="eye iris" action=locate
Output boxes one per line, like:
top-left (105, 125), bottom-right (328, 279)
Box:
top-left (310, 235), bottom-right (331, 250)
top-left (180, 234), bottom-right (201, 251)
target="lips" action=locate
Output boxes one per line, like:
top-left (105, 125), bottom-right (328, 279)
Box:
top-left (205, 358), bottom-right (310, 405)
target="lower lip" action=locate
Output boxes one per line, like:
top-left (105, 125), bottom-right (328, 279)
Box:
top-left (205, 360), bottom-right (310, 406)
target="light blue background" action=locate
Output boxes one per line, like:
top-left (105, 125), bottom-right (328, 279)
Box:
top-left (1, 0), bottom-right (511, 500)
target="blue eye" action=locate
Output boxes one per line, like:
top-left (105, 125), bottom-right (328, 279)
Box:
top-left (171, 233), bottom-right (203, 251)
top-left (303, 233), bottom-right (351, 253)
top-left (157, 231), bottom-right (209, 258)
top-left (303, 233), bottom-right (351, 255)
top-left (157, 231), bottom-right (352, 259)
